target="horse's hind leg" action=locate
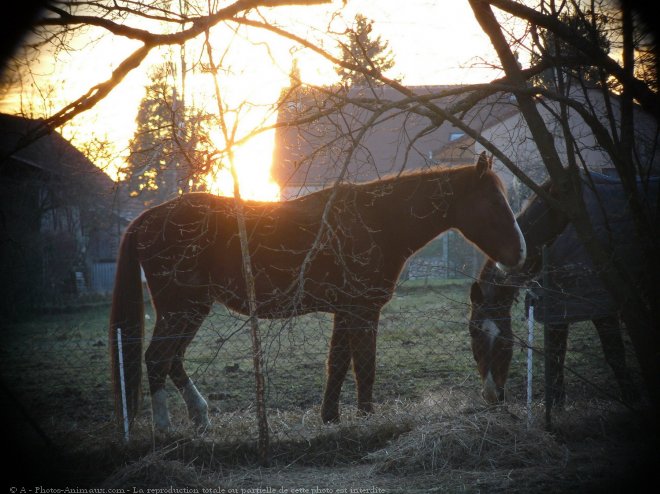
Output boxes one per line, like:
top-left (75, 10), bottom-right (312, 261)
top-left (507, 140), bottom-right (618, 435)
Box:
top-left (144, 316), bottom-right (177, 432)
top-left (348, 311), bottom-right (379, 417)
top-left (168, 304), bottom-right (212, 430)
top-left (593, 315), bottom-right (639, 402)
top-left (145, 298), bottom-right (210, 432)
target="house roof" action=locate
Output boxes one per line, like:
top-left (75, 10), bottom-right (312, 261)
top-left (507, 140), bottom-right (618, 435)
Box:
top-left (0, 112), bottom-right (116, 199)
top-left (272, 84), bottom-right (519, 191)
top-left (432, 132), bottom-right (476, 164)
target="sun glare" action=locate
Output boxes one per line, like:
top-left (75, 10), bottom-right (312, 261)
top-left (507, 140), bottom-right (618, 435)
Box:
top-left (1, 0), bottom-right (503, 203)
top-left (204, 129), bottom-right (281, 202)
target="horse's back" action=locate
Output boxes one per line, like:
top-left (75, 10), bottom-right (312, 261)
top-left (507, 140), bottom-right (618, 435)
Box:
top-left (127, 192), bottom-right (328, 312)
top-left (131, 193), bottom-right (228, 251)
top-left (531, 176), bottom-right (658, 324)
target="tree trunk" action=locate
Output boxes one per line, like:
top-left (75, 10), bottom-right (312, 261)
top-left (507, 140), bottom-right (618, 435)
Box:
top-left (469, 0), bottom-right (660, 413)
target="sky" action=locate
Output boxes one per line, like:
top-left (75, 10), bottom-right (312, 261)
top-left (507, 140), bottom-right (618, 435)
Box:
top-left (1, 0), bottom-right (506, 201)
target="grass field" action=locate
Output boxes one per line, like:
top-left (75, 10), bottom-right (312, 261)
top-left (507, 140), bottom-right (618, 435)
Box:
top-left (1, 280), bottom-right (481, 427)
top-left (1, 278), bottom-right (652, 491)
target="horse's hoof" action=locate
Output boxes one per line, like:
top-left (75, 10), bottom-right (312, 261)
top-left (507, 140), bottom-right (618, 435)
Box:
top-left (194, 422), bottom-right (211, 435)
top-left (154, 422), bottom-right (173, 434)
top-left (189, 410), bottom-right (210, 426)
top-left (321, 409), bottom-right (340, 424)
top-left (153, 414), bottom-right (173, 433)
top-left (620, 382), bottom-right (640, 404)
top-left (549, 391), bottom-right (565, 411)
top-left (322, 414), bottom-right (340, 424)
top-left (192, 415), bottom-right (211, 433)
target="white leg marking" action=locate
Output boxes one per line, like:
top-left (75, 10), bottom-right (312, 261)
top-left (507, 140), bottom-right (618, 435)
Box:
top-left (151, 388), bottom-right (172, 432)
top-left (182, 380), bottom-right (210, 429)
top-left (482, 319), bottom-right (501, 347)
top-left (480, 320), bottom-right (503, 404)
top-left (482, 371), bottom-right (499, 404)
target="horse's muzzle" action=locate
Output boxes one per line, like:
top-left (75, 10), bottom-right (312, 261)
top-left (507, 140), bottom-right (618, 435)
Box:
top-left (482, 374), bottom-right (505, 404)
top-left (497, 221), bottom-right (527, 272)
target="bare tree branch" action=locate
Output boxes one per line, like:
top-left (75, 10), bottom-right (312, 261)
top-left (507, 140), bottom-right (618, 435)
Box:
top-left (485, 0), bottom-right (660, 118)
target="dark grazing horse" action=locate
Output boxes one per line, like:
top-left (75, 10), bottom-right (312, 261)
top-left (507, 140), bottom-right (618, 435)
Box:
top-left (110, 152), bottom-right (526, 432)
top-left (468, 174), bottom-right (653, 409)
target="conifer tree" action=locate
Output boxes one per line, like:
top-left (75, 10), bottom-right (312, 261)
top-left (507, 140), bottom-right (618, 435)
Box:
top-left (336, 14), bottom-right (395, 86)
top-left (123, 64), bottom-right (184, 207)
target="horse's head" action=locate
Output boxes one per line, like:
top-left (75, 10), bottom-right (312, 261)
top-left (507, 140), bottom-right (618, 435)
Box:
top-left (465, 178), bottom-right (569, 404)
top-left (512, 180), bottom-right (569, 274)
top-left (468, 261), bottom-right (517, 403)
top-left (452, 153), bottom-right (526, 271)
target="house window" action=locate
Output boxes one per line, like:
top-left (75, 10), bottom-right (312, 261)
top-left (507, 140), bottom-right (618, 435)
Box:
top-left (449, 132), bottom-right (464, 142)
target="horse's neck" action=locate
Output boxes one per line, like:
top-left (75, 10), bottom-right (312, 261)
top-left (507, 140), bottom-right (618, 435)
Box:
top-left (480, 261), bottom-right (519, 302)
top-left (518, 188), bottom-right (569, 254)
top-left (518, 220), bottom-right (567, 281)
top-left (384, 173), bottom-right (455, 251)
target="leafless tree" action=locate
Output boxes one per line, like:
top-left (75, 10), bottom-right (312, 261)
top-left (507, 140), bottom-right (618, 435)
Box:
top-left (3, 0), bottom-right (658, 428)
top-left (465, 0), bottom-right (658, 413)
top-left (270, 0), bottom-right (660, 413)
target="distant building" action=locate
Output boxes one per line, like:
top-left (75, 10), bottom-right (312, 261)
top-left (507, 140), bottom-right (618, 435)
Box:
top-left (271, 83), bottom-right (659, 279)
top-left (471, 86), bottom-right (660, 211)
top-left (273, 83), bottom-right (659, 202)
top-left (272, 84), bottom-right (518, 200)
top-left (0, 113), bottom-right (123, 316)
top-left (271, 85), bottom-right (520, 278)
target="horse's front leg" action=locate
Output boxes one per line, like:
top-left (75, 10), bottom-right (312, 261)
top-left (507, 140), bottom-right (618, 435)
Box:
top-left (349, 313), bottom-right (379, 417)
top-left (169, 303), bottom-right (212, 431)
top-left (546, 324), bottom-right (568, 411)
top-left (322, 318), bottom-right (351, 423)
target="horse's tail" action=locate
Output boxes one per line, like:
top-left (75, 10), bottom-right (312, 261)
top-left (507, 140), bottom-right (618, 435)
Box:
top-left (109, 219), bottom-right (144, 431)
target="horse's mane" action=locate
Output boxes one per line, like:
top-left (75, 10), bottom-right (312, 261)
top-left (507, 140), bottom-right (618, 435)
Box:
top-left (339, 162), bottom-right (500, 198)
top-left (361, 163), bottom-right (477, 185)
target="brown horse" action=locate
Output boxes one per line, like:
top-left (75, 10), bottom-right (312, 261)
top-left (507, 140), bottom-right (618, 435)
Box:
top-left (110, 152), bottom-right (526, 432)
top-left (469, 177), bottom-right (640, 408)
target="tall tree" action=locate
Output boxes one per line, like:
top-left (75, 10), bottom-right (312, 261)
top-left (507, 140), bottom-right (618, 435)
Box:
top-left (530, 7), bottom-right (611, 90)
top-left (335, 13), bottom-right (395, 86)
top-left (466, 0), bottom-right (660, 412)
top-left (123, 64), bottom-right (184, 207)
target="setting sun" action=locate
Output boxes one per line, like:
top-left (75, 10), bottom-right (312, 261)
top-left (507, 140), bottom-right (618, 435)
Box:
top-left (0, 0), bottom-right (501, 203)
top-left (204, 129), bottom-right (281, 202)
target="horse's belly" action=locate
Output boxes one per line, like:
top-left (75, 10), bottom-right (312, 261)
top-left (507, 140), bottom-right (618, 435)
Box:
top-left (211, 250), bottom-right (394, 318)
top-left (217, 293), bottom-right (334, 319)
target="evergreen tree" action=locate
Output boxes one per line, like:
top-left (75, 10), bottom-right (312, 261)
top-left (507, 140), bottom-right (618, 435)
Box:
top-left (531, 10), bottom-right (611, 90)
top-left (336, 14), bottom-right (396, 87)
top-left (123, 64), bottom-right (185, 207)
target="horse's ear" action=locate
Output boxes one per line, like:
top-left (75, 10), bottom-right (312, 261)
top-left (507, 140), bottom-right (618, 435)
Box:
top-left (475, 152), bottom-right (491, 178)
top-left (470, 282), bottom-right (484, 304)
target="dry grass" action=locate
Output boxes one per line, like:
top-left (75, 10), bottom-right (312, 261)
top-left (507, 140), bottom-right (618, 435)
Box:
top-left (73, 389), bottom-right (653, 493)
top-left (3, 283), bottom-right (653, 492)
top-left (101, 453), bottom-right (215, 489)
top-left (367, 406), bottom-right (566, 475)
